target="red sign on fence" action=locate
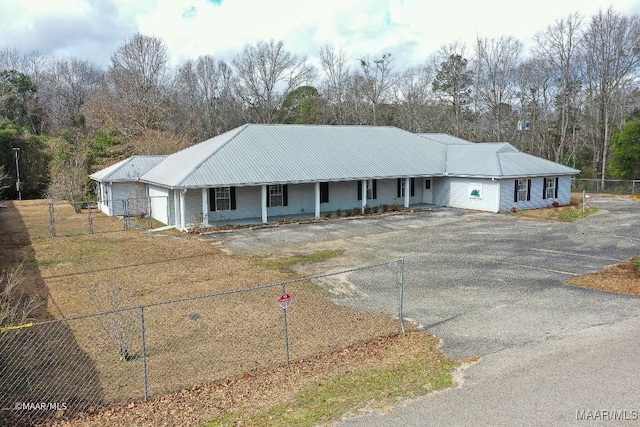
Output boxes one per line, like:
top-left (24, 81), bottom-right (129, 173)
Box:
top-left (278, 293), bottom-right (292, 309)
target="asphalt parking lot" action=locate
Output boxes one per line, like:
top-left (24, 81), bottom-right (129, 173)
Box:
top-left (205, 196), bottom-right (640, 359)
top-left (204, 196), bottom-right (640, 425)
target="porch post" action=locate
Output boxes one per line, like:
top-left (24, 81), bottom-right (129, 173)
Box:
top-left (314, 182), bottom-right (320, 218)
top-left (201, 188), bottom-right (209, 227)
top-left (404, 177), bottom-right (410, 208)
top-left (261, 185), bottom-right (268, 223)
top-left (361, 180), bottom-right (367, 213)
top-left (180, 189), bottom-right (187, 231)
top-left (107, 183), bottom-right (113, 216)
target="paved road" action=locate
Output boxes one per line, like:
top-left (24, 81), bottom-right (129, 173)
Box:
top-left (204, 196), bottom-right (640, 425)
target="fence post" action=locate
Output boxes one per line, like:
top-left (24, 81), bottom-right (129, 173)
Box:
top-left (140, 306), bottom-right (149, 400)
top-left (48, 202), bottom-right (56, 237)
top-left (148, 197), bottom-right (153, 229)
top-left (87, 203), bottom-right (94, 234)
top-left (281, 284), bottom-right (290, 364)
top-left (397, 258), bottom-right (405, 333)
top-left (123, 200), bottom-right (128, 230)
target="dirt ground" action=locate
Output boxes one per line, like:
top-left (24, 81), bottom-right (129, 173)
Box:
top-left (567, 257), bottom-right (640, 297)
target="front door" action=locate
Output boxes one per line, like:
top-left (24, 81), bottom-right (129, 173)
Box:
top-left (422, 178), bottom-right (433, 204)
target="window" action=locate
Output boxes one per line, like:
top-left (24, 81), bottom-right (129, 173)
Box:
top-left (543, 177), bottom-right (558, 199)
top-left (209, 187), bottom-right (236, 211)
top-left (357, 180), bottom-right (376, 200)
top-left (397, 178), bottom-right (415, 198)
top-left (267, 184), bottom-right (288, 207)
top-left (425, 179), bottom-right (431, 190)
top-left (270, 184), bottom-right (283, 207)
top-left (514, 179), bottom-right (531, 202)
top-left (320, 182), bottom-right (329, 203)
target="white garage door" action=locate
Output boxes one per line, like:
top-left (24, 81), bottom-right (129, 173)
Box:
top-left (148, 186), bottom-right (169, 225)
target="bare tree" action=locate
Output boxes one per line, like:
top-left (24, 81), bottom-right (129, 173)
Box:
top-left (473, 36), bottom-right (523, 141)
top-left (394, 64), bottom-right (435, 132)
top-left (358, 53), bottom-right (397, 125)
top-left (90, 284), bottom-right (138, 361)
top-left (85, 33), bottom-right (171, 139)
top-left (534, 13), bottom-right (584, 163)
top-left (232, 39), bottom-right (315, 123)
top-left (319, 45), bottom-right (352, 124)
top-left (580, 7), bottom-right (640, 184)
top-left (171, 55), bottom-right (241, 140)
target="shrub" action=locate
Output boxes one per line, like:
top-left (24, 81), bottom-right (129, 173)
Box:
top-left (550, 200), bottom-right (560, 208)
top-left (510, 206), bottom-right (517, 213)
top-left (363, 204), bottom-right (371, 215)
top-left (335, 209), bottom-right (342, 217)
top-left (390, 202), bottom-right (399, 212)
top-left (352, 207), bottom-right (361, 216)
top-left (372, 205), bottom-right (379, 213)
top-left (382, 204), bottom-right (389, 212)
top-left (324, 211), bottom-right (332, 218)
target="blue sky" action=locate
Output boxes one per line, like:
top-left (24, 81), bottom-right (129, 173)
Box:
top-left (0, 0), bottom-right (638, 70)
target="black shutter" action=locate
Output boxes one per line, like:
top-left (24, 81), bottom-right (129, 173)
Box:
top-left (397, 178), bottom-right (402, 198)
top-left (554, 177), bottom-right (559, 198)
top-left (283, 185), bottom-right (288, 207)
top-left (209, 188), bottom-right (216, 211)
top-left (266, 186), bottom-right (270, 207)
top-left (357, 181), bottom-right (362, 200)
top-left (542, 178), bottom-right (547, 199)
top-left (372, 179), bottom-right (377, 199)
top-left (410, 178), bottom-right (415, 197)
top-left (514, 180), bottom-right (518, 203)
top-left (527, 179), bottom-right (531, 201)
top-left (230, 187), bottom-right (236, 210)
top-left (320, 182), bottom-right (329, 203)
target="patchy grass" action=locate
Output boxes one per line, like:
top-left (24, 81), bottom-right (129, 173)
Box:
top-left (509, 194), bottom-right (599, 222)
top-left (208, 357), bottom-right (456, 427)
top-left (547, 206), bottom-right (599, 222)
top-left (260, 250), bottom-right (341, 271)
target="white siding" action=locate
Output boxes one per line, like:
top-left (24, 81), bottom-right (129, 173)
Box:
top-left (148, 186), bottom-right (169, 225)
top-left (438, 177), bottom-right (499, 212)
top-left (498, 176), bottom-right (573, 212)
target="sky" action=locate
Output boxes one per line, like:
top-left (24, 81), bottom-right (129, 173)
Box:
top-left (1, 0), bottom-right (639, 71)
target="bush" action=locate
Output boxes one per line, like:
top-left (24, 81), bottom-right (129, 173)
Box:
top-left (372, 205), bottom-right (379, 214)
top-left (324, 211), bottom-right (332, 218)
top-left (382, 204), bottom-right (389, 212)
top-left (390, 202), bottom-right (399, 212)
top-left (363, 204), bottom-right (371, 215)
top-left (335, 209), bottom-right (342, 217)
top-left (352, 207), bottom-right (361, 216)
top-left (510, 207), bottom-right (517, 213)
top-left (550, 200), bottom-right (560, 208)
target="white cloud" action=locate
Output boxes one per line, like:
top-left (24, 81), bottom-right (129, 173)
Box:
top-left (1, 0), bottom-right (638, 71)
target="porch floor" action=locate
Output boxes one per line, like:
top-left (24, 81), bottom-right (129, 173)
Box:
top-left (207, 203), bottom-right (437, 228)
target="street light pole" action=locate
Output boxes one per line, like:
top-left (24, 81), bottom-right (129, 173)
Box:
top-left (12, 147), bottom-right (21, 201)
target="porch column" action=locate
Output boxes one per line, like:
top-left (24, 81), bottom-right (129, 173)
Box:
top-left (404, 177), bottom-right (410, 208)
top-left (261, 184), bottom-right (268, 223)
top-left (361, 179), bottom-right (367, 213)
top-left (173, 190), bottom-right (179, 228)
top-left (107, 183), bottom-right (113, 216)
top-left (314, 182), bottom-right (320, 218)
top-left (201, 188), bottom-right (209, 227)
top-left (180, 189), bottom-right (187, 231)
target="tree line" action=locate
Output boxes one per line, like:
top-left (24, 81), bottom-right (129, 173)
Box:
top-left (1, 6), bottom-right (639, 201)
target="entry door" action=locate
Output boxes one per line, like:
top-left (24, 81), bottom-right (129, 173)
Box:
top-left (422, 179), bottom-right (433, 204)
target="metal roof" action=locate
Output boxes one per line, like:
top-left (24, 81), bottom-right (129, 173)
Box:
top-left (418, 133), bottom-right (474, 145)
top-left (90, 155), bottom-right (167, 182)
top-left (445, 143), bottom-right (579, 177)
top-left (140, 124), bottom-right (447, 188)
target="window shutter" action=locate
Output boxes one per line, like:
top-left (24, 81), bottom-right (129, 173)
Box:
top-left (527, 179), bottom-right (531, 201)
top-left (283, 185), bottom-right (288, 207)
top-left (514, 180), bottom-right (518, 203)
top-left (320, 182), bottom-right (329, 203)
top-left (373, 179), bottom-right (377, 199)
top-left (542, 178), bottom-right (547, 199)
top-left (209, 188), bottom-right (216, 211)
top-left (410, 178), bottom-right (415, 197)
top-left (230, 187), bottom-right (236, 210)
top-left (357, 181), bottom-right (362, 200)
top-left (554, 177), bottom-right (559, 198)
top-left (266, 186), bottom-right (270, 207)
top-left (397, 178), bottom-right (402, 198)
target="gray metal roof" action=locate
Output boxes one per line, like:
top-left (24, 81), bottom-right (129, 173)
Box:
top-left (445, 143), bottom-right (579, 177)
top-left (419, 133), bottom-right (474, 145)
top-left (140, 124), bottom-right (447, 188)
top-left (90, 155), bottom-right (167, 182)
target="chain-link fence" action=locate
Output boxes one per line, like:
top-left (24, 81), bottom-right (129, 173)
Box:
top-left (0, 260), bottom-right (405, 426)
top-left (572, 178), bottom-right (639, 194)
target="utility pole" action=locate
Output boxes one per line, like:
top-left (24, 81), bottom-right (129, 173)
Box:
top-left (12, 147), bottom-right (21, 201)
